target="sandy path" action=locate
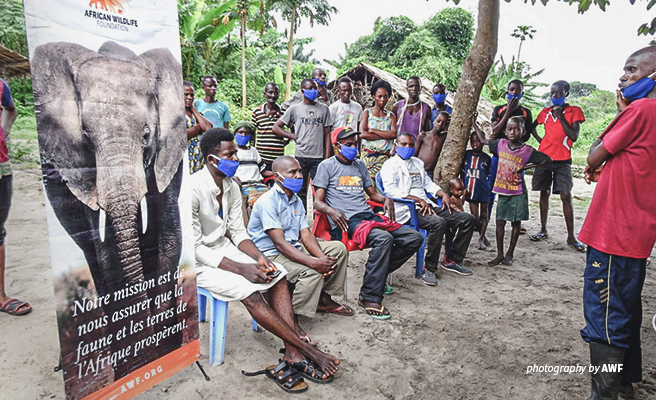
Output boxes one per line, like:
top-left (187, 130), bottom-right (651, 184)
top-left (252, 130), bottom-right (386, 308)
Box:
top-left (1, 168), bottom-right (655, 400)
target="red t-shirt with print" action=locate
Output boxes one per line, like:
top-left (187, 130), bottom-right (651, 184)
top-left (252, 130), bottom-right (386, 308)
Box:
top-left (536, 104), bottom-right (585, 161)
top-left (578, 98), bottom-right (656, 259)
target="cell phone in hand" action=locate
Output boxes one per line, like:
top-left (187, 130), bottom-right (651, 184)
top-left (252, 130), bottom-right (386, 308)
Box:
top-left (267, 269), bottom-right (281, 279)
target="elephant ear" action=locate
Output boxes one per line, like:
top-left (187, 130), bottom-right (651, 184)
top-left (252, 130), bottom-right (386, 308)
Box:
top-left (138, 48), bottom-right (186, 193)
top-left (32, 42), bottom-right (101, 210)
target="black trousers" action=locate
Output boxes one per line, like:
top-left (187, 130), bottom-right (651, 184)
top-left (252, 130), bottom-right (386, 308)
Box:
top-left (297, 157), bottom-right (322, 211)
top-left (417, 207), bottom-right (475, 271)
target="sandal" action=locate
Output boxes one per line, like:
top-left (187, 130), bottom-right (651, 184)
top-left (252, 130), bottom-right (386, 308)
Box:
top-left (384, 284), bottom-right (394, 295)
top-left (358, 302), bottom-right (391, 320)
top-left (286, 358), bottom-right (333, 384)
top-left (317, 304), bottom-right (355, 316)
top-left (0, 298), bottom-right (32, 316)
top-left (529, 232), bottom-right (549, 242)
top-left (568, 242), bottom-right (586, 252)
top-left (242, 361), bottom-right (308, 393)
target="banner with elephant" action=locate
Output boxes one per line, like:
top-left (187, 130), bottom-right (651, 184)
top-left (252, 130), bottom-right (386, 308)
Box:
top-left (23, 1), bottom-right (200, 399)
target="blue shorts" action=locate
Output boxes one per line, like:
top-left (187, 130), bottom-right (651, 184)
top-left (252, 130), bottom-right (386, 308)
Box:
top-left (581, 246), bottom-right (647, 383)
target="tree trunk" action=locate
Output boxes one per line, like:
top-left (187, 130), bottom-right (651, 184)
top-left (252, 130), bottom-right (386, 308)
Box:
top-left (434, 0), bottom-right (499, 190)
top-left (241, 15), bottom-right (247, 108)
top-left (284, 6), bottom-right (296, 100)
top-left (517, 40), bottom-right (523, 63)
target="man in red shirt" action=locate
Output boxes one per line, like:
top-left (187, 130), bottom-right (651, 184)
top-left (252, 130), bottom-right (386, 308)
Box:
top-left (529, 80), bottom-right (586, 251)
top-left (579, 46), bottom-right (656, 399)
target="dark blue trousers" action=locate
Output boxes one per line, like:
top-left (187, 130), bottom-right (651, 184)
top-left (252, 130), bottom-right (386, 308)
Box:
top-left (581, 246), bottom-right (647, 383)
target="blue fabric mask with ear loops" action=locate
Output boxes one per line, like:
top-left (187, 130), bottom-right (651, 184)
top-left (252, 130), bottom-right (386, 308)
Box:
top-left (396, 146), bottom-right (415, 160)
top-left (210, 155), bottom-right (239, 178)
top-left (433, 94), bottom-right (447, 104)
top-left (339, 144), bottom-right (358, 161)
top-left (507, 93), bottom-right (523, 101)
top-left (303, 89), bottom-right (319, 102)
top-left (235, 134), bottom-right (251, 146)
top-left (313, 78), bottom-right (327, 87)
top-left (621, 76), bottom-right (656, 101)
top-left (277, 173), bottom-right (303, 193)
top-left (551, 96), bottom-right (566, 107)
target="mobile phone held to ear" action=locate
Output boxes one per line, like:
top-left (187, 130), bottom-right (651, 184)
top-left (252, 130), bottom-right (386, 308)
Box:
top-left (267, 269), bottom-right (281, 279)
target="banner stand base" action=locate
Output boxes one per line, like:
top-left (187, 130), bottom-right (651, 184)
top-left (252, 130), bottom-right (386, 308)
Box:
top-left (195, 361), bottom-right (211, 381)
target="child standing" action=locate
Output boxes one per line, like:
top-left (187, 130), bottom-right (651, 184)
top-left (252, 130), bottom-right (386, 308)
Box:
top-left (461, 132), bottom-right (492, 250)
top-left (472, 114), bottom-right (551, 266)
top-left (233, 122), bottom-right (273, 210)
top-left (415, 111), bottom-right (450, 180)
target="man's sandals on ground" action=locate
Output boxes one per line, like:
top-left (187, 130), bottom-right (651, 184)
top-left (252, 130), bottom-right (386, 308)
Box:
top-left (0, 298), bottom-right (32, 316)
top-left (529, 232), bottom-right (548, 242)
top-left (242, 360), bottom-right (308, 393)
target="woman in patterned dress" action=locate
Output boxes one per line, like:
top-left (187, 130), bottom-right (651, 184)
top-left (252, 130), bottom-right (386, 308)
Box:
top-left (184, 81), bottom-right (212, 174)
top-left (359, 80), bottom-right (397, 181)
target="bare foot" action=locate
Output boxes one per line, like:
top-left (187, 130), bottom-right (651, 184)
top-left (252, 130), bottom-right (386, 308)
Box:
top-left (488, 255), bottom-right (504, 266)
top-left (501, 256), bottom-right (514, 265)
top-left (302, 346), bottom-right (340, 378)
top-left (477, 237), bottom-right (487, 250)
top-left (483, 237), bottom-right (491, 247)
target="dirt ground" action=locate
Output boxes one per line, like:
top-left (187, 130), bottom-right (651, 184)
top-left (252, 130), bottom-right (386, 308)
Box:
top-left (1, 168), bottom-right (655, 400)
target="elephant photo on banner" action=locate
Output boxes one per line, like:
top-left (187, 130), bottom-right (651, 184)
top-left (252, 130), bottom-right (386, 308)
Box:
top-left (32, 40), bottom-right (189, 379)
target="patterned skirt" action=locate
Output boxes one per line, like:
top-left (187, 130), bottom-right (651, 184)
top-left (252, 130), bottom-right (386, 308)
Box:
top-left (242, 183), bottom-right (269, 207)
top-left (188, 136), bottom-right (205, 174)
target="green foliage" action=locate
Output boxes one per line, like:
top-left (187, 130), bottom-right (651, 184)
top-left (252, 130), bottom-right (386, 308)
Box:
top-left (423, 8), bottom-right (474, 61)
top-left (482, 56), bottom-right (547, 107)
top-left (269, 0), bottom-right (338, 32)
top-left (569, 81), bottom-right (598, 98)
top-left (0, 0), bottom-right (27, 56)
top-left (340, 8), bottom-right (473, 90)
top-left (8, 139), bottom-right (40, 166)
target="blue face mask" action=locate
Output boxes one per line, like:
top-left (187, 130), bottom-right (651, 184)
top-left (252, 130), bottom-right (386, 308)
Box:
top-left (507, 93), bottom-right (523, 101)
top-left (433, 93), bottom-right (447, 104)
top-left (339, 144), bottom-right (358, 161)
top-left (396, 146), bottom-right (415, 160)
top-left (551, 96), bottom-right (566, 107)
top-left (210, 155), bottom-right (239, 178)
top-left (277, 174), bottom-right (303, 193)
top-left (313, 77), bottom-right (327, 87)
top-left (622, 76), bottom-right (656, 101)
top-left (235, 134), bottom-right (251, 146)
top-left (303, 89), bottom-right (319, 102)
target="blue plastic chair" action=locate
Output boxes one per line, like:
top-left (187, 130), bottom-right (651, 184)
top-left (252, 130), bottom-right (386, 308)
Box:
top-left (197, 287), bottom-right (259, 366)
top-left (375, 173), bottom-right (452, 278)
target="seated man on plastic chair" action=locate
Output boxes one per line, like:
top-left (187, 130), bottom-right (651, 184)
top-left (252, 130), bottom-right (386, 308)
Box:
top-left (379, 132), bottom-right (475, 287)
top-left (248, 155), bottom-right (353, 322)
top-left (313, 126), bottom-right (423, 320)
top-left (191, 128), bottom-right (339, 388)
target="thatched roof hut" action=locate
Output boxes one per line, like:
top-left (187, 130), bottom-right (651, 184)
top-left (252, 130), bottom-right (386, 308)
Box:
top-left (0, 45), bottom-right (30, 79)
top-left (328, 62), bottom-right (493, 130)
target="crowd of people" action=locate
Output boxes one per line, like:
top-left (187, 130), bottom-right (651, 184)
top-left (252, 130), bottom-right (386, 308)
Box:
top-left (1, 45), bottom-right (655, 398)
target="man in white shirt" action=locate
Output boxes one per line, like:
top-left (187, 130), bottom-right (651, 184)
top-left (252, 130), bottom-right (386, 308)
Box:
top-left (191, 128), bottom-right (339, 384)
top-left (329, 77), bottom-right (362, 130)
top-left (379, 133), bottom-right (475, 286)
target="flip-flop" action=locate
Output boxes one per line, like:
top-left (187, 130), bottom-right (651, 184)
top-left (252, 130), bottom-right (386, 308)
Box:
top-left (530, 232), bottom-right (549, 242)
top-left (317, 304), bottom-right (355, 316)
top-left (242, 361), bottom-right (308, 393)
top-left (0, 298), bottom-right (32, 316)
top-left (384, 284), bottom-right (394, 295)
top-left (358, 303), bottom-right (391, 320)
top-left (568, 242), bottom-right (586, 252)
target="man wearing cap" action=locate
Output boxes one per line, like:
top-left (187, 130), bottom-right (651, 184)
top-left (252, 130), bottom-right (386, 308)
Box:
top-left (273, 78), bottom-right (333, 210)
top-left (248, 155), bottom-right (352, 320)
top-left (313, 127), bottom-right (423, 320)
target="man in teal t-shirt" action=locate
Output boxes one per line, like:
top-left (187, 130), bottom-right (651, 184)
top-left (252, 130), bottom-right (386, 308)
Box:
top-left (194, 75), bottom-right (231, 129)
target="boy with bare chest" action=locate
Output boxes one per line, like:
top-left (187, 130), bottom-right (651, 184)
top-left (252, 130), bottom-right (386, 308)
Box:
top-left (415, 111), bottom-right (449, 180)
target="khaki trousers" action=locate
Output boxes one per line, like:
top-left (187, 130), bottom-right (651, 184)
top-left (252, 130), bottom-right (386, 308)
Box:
top-left (270, 240), bottom-right (348, 317)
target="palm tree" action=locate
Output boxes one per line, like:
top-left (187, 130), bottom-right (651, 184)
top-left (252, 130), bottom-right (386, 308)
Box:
top-left (268, 0), bottom-right (337, 99)
top-left (225, 0), bottom-right (272, 108)
top-left (510, 25), bottom-right (536, 63)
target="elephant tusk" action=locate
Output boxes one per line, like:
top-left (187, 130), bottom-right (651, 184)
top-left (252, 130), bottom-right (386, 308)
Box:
top-left (99, 209), bottom-right (106, 243)
top-left (140, 197), bottom-right (148, 234)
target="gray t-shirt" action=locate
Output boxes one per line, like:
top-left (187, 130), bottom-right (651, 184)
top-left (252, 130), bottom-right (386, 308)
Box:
top-left (280, 102), bottom-right (332, 158)
top-left (313, 156), bottom-right (373, 228)
top-left (329, 101), bottom-right (362, 130)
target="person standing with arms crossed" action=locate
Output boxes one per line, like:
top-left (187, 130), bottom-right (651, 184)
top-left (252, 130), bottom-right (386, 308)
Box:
top-left (578, 46), bottom-right (656, 400)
